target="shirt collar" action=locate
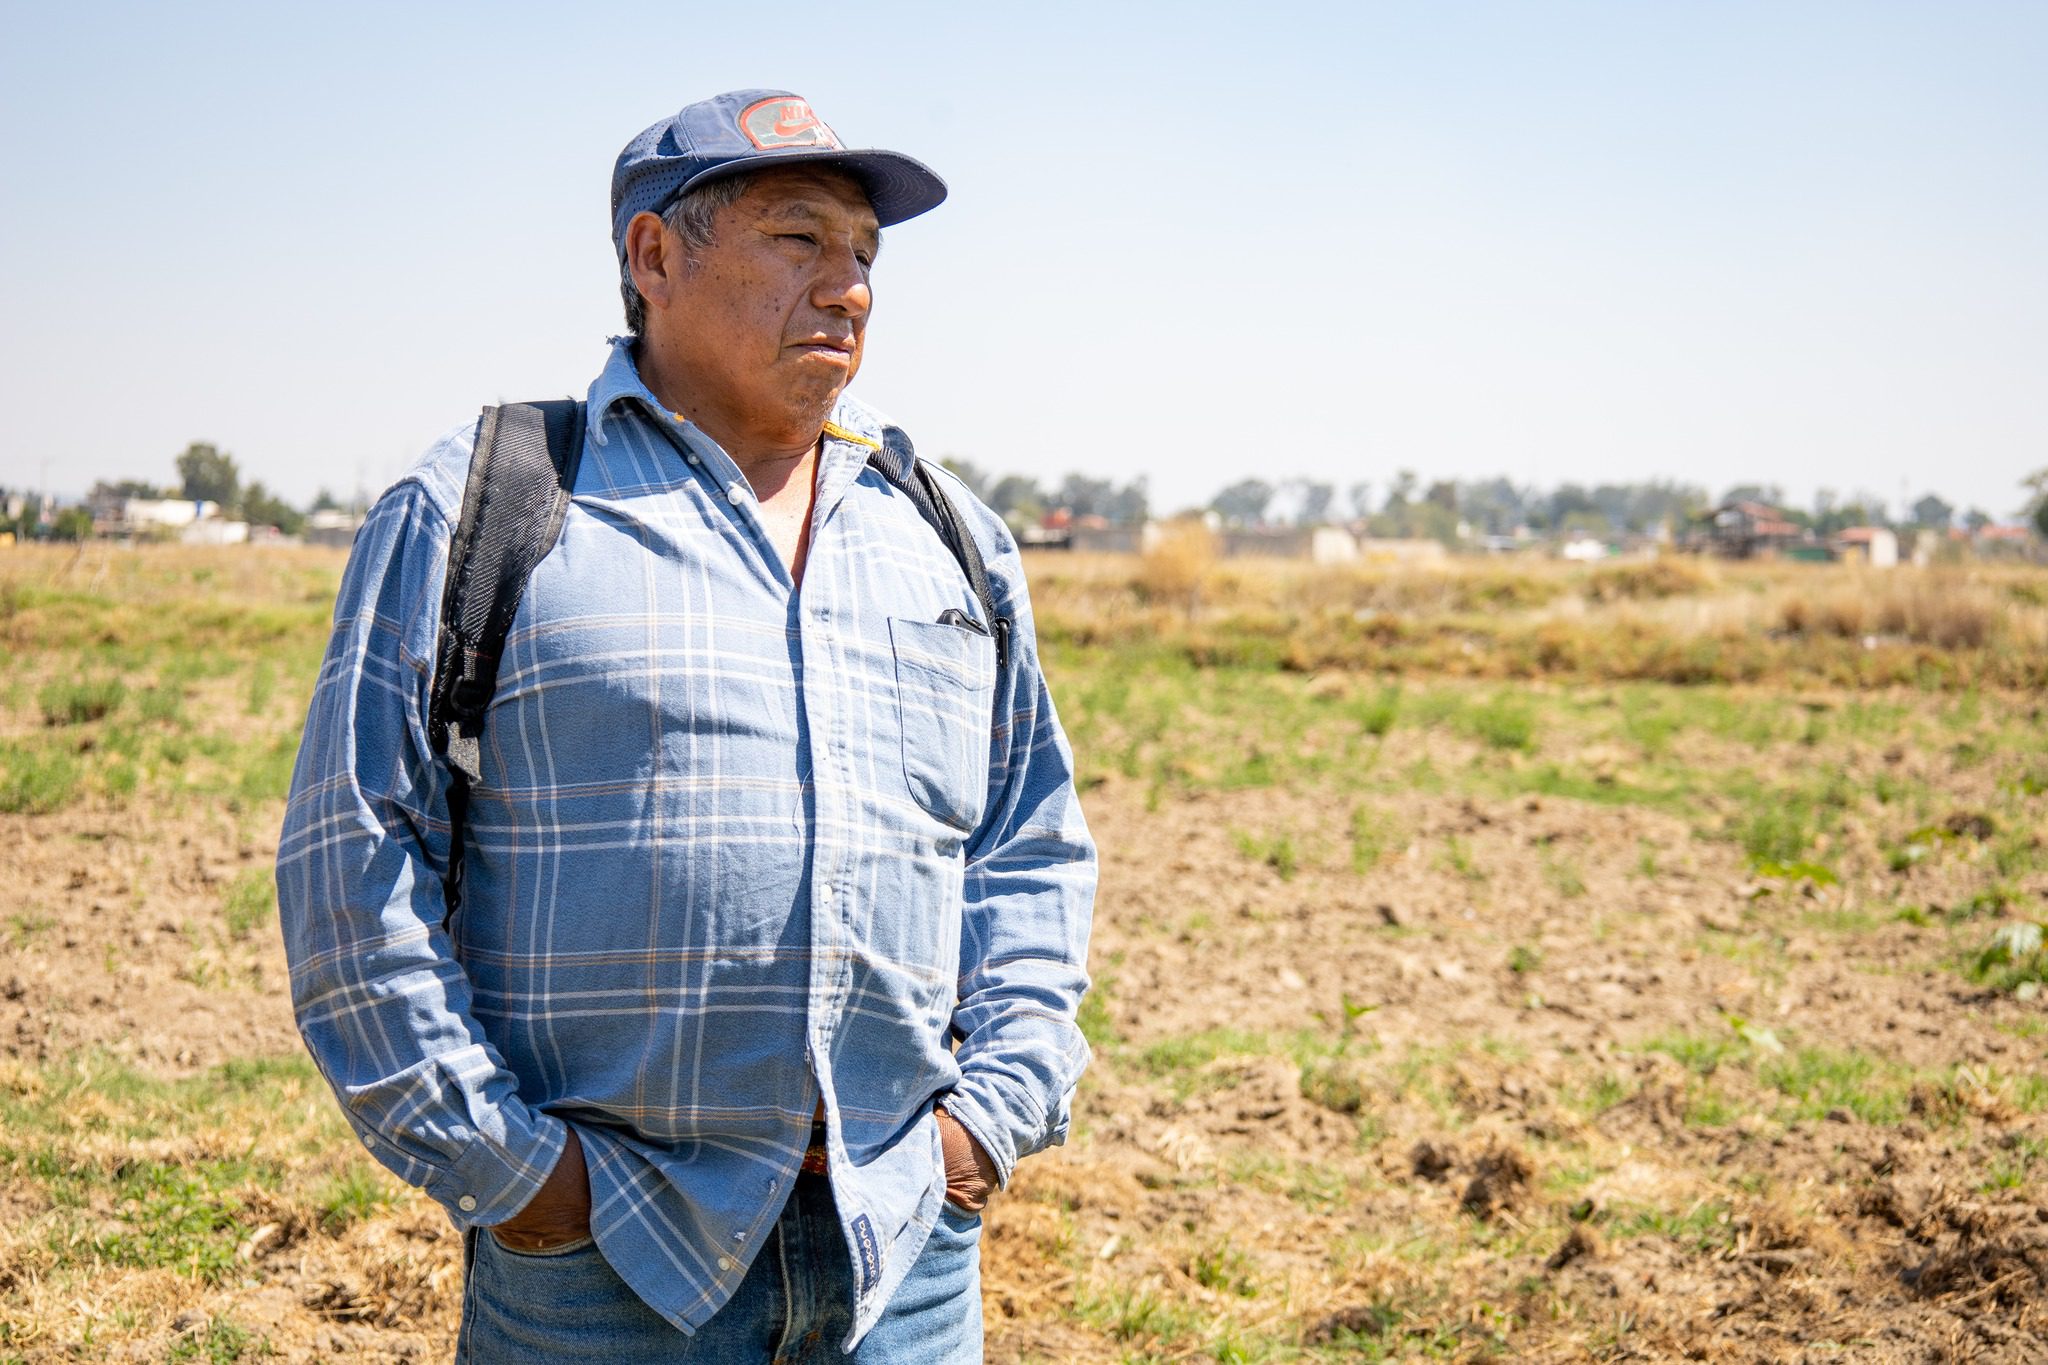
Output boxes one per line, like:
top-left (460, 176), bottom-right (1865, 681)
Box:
top-left (585, 335), bottom-right (893, 488)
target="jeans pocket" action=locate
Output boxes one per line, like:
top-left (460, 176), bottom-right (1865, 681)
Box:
top-left (889, 617), bottom-right (997, 832)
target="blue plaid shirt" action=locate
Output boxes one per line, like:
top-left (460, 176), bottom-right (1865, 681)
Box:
top-left (276, 339), bottom-right (1095, 1342)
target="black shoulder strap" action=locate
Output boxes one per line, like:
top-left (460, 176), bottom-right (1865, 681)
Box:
top-left (429, 399), bottom-right (585, 785)
top-left (869, 425), bottom-right (1011, 673)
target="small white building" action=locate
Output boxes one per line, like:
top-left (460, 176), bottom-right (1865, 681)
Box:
top-left (1833, 526), bottom-right (1898, 568)
top-left (124, 497), bottom-right (218, 529)
top-left (180, 518), bottom-right (250, 545)
top-left (1309, 526), bottom-right (1359, 565)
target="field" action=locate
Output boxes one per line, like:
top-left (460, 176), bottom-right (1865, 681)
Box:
top-left (3, 543), bottom-right (2047, 1362)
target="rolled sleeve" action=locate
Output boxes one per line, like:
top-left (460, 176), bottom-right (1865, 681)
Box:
top-left (276, 444), bottom-right (563, 1230)
top-left (947, 514), bottom-right (1098, 1186)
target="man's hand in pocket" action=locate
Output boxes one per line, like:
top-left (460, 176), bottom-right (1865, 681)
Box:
top-left (935, 1107), bottom-right (997, 1213)
top-left (490, 1128), bottom-right (590, 1251)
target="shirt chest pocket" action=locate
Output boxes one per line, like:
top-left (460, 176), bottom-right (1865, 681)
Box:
top-left (888, 617), bottom-right (998, 833)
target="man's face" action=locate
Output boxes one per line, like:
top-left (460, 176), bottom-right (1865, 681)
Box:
top-left (639, 166), bottom-right (881, 452)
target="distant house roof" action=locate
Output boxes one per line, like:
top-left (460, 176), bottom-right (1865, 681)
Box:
top-left (1977, 524), bottom-right (2033, 542)
top-left (1708, 501), bottom-right (1801, 539)
top-left (1834, 526), bottom-right (1891, 545)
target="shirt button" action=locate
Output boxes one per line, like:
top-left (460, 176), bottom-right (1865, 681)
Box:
top-left (458, 1195), bottom-right (478, 1213)
top-left (361, 1133), bottom-right (376, 1149)
top-left (726, 482), bottom-right (746, 505)
top-left (718, 1256), bottom-right (735, 1271)
top-left (686, 453), bottom-right (700, 466)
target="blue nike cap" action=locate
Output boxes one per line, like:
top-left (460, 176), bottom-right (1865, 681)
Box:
top-left (610, 89), bottom-right (948, 260)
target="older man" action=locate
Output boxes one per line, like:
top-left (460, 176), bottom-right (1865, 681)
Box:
top-left (277, 90), bottom-right (1095, 1362)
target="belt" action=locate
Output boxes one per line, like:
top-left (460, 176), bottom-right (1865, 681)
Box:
top-left (802, 1122), bottom-right (829, 1176)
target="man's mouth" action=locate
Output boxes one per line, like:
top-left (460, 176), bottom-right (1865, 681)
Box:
top-left (792, 339), bottom-right (856, 361)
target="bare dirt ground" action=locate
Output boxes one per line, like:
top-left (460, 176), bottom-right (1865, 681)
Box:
top-left (8, 725), bottom-right (2046, 1362)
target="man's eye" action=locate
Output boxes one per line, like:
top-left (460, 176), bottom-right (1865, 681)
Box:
top-left (779, 233), bottom-right (818, 246)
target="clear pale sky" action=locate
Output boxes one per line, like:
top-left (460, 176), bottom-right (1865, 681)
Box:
top-left (2, 1), bottom-right (2043, 520)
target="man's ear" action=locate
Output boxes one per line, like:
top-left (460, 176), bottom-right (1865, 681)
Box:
top-left (624, 212), bottom-right (678, 312)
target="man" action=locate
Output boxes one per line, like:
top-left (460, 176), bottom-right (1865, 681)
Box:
top-left (277, 90), bottom-right (1095, 1362)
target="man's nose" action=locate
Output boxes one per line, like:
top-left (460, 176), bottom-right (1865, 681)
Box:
top-left (812, 245), bottom-right (872, 317)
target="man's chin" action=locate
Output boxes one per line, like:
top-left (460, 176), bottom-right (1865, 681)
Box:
top-left (774, 379), bottom-right (855, 433)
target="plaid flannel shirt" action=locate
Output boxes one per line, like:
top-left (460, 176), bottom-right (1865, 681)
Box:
top-left (276, 339), bottom-right (1095, 1342)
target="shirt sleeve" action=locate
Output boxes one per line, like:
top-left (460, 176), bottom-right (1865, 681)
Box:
top-left (937, 511), bottom-right (1098, 1189)
top-left (275, 459), bottom-right (568, 1229)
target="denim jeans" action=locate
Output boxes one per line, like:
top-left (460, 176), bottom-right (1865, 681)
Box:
top-left (456, 1173), bottom-right (983, 1363)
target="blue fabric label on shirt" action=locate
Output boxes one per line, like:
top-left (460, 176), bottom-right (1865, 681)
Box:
top-left (851, 1213), bottom-right (881, 1293)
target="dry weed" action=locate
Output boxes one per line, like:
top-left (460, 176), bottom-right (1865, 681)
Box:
top-left (1133, 520), bottom-right (1218, 613)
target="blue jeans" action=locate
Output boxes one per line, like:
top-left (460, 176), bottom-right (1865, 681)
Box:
top-left (456, 1173), bottom-right (983, 1363)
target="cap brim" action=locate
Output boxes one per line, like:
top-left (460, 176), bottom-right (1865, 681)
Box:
top-left (676, 147), bottom-right (948, 228)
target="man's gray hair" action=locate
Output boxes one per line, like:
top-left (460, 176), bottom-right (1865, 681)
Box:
top-left (619, 175), bottom-right (751, 336)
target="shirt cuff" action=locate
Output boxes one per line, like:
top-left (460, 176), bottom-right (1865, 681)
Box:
top-left (422, 1107), bottom-right (570, 1229)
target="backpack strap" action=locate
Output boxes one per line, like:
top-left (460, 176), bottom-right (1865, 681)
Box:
top-left (429, 399), bottom-right (585, 785)
top-left (869, 425), bottom-right (1011, 673)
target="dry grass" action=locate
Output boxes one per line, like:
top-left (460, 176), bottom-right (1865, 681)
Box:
top-left (1778, 574), bottom-right (2009, 648)
top-left (1028, 552), bottom-right (2048, 689)
top-left (1133, 520), bottom-right (1217, 614)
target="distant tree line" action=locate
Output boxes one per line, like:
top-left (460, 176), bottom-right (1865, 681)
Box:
top-left (940, 460), bottom-right (1151, 528)
top-left (17, 443), bottom-right (2048, 547)
top-left (938, 455), bottom-right (2048, 546)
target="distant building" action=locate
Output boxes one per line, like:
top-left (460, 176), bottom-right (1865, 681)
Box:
top-left (1699, 501), bottom-right (1807, 559)
top-left (93, 497), bottom-right (219, 538)
top-left (1832, 526), bottom-right (1899, 568)
top-left (1219, 526), bottom-right (1360, 564)
top-left (303, 508), bottom-right (366, 549)
top-left (180, 518), bottom-right (250, 546)
top-left (1971, 524), bottom-right (2038, 560)
top-left (1068, 523), bottom-right (1145, 555)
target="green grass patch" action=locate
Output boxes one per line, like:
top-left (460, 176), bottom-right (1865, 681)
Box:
top-left (221, 868), bottom-right (276, 940)
top-left (37, 676), bottom-right (126, 726)
top-left (1642, 1032), bottom-right (1742, 1075)
top-left (1759, 1047), bottom-right (1914, 1124)
top-left (166, 1317), bottom-right (274, 1363)
top-left (0, 741), bottom-right (81, 814)
top-left (1232, 829), bottom-right (1300, 881)
top-left (314, 1163), bottom-right (399, 1232)
top-left (1463, 694), bottom-right (1537, 752)
top-left (1077, 973), bottom-right (1121, 1050)
top-left (1969, 920), bottom-right (2048, 994)
top-left (1135, 1027), bottom-right (1274, 1084)
top-left (1607, 1199), bottom-right (1734, 1252)
top-left (1349, 804), bottom-right (1391, 873)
